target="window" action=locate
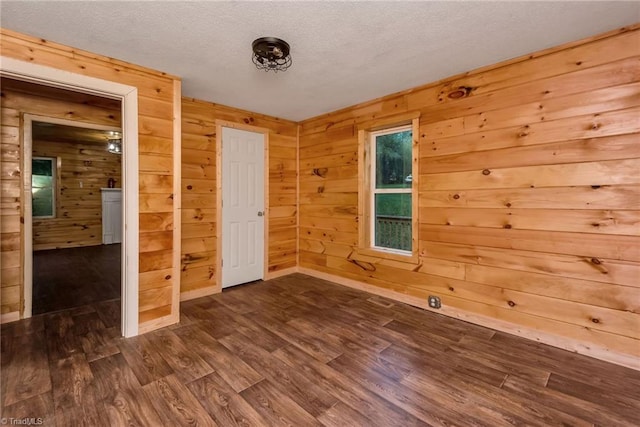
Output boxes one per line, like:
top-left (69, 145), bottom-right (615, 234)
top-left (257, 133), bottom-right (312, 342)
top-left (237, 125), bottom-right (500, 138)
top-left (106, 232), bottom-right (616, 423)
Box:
top-left (358, 114), bottom-right (419, 261)
top-left (371, 126), bottom-right (413, 253)
top-left (32, 157), bottom-right (57, 218)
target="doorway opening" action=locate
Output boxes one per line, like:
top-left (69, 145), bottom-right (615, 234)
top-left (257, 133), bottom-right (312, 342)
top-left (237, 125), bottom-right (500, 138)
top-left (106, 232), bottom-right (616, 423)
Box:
top-left (28, 119), bottom-right (123, 315)
top-left (1, 57), bottom-right (140, 337)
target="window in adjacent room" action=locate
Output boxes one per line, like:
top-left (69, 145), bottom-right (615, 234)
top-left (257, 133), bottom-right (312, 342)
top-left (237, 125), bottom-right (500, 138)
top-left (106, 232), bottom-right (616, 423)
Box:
top-left (32, 156), bottom-right (57, 218)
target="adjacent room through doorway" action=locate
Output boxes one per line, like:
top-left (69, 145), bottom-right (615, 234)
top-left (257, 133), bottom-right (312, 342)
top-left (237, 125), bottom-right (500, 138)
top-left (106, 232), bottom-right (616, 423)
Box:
top-left (29, 121), bottom-right (123, 314)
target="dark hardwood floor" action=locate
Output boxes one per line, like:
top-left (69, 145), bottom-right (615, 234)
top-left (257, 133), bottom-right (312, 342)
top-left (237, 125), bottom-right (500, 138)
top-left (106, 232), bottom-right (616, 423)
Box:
top-left (2, 273), bottom-right (639, 426)
top-left (32, 244), bottom-right (121, 315)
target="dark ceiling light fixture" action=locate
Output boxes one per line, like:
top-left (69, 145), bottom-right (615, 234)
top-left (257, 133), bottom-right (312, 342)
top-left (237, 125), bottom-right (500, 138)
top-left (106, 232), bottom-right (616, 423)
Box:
top-left (252, 37), bottom-right (292, 72)
top-left (107, 131), bottom-right (122, 154)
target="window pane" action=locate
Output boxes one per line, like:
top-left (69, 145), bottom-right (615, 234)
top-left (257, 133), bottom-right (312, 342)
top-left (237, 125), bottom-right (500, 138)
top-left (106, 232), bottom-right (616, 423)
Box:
top-left (374, 193), bottom-right (411, 251)
top-left (375, 130), bottom-right (412, 189)
top-left (32, 159), bottom-right (55, 218)
top-left (33, 158), bottom-right (53, 176)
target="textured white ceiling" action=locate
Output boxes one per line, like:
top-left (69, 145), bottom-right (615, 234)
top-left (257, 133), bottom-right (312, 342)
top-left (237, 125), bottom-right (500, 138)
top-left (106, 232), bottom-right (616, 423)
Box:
top-left (1, 1), bottom-right (639, 121)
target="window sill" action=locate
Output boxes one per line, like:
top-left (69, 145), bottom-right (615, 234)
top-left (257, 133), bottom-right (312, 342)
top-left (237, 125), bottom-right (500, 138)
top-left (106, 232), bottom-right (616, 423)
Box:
top-left (356, 247), bottom-right (420, 265)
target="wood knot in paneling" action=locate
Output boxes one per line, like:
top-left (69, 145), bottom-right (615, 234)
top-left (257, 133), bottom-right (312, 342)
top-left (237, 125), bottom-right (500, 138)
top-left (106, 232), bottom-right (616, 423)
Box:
top-left (192, 210), bottom-right (204, 221)
top-left (348, 258), bottom-right (376, 272)
top-left (482, 169), bottom-right (491, 176)
top-left (447, 86), bottom-right (474, 99)
top-left (585, 257), bottom-right (608, 275)
top-left (312, 168), bottom-right (328, 178)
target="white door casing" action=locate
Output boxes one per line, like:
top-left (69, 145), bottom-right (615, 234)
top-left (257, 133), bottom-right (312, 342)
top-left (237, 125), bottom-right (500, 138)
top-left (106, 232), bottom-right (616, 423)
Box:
top-left (221, 127), bottom-right (265, 288)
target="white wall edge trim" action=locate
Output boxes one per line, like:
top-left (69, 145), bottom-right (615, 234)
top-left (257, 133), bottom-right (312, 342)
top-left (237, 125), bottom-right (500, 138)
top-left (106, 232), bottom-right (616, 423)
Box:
top-left (1, 56), bottom-right (139, 338)
top-left (297, 267), bottom-right (640, 371)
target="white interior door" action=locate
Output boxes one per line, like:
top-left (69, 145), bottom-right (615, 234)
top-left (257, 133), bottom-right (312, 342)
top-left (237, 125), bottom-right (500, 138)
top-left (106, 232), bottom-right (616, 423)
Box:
top-left (222, 127), bottom-right (265, 288)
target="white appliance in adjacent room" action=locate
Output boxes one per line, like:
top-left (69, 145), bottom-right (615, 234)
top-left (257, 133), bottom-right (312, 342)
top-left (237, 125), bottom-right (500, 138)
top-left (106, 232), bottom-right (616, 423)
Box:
top-left (101, 188), bottom-right (122, 244)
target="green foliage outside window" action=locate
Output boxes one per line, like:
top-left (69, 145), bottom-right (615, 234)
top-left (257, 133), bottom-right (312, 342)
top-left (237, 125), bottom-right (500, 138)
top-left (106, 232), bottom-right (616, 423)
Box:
top-left (32, 157), bottom-right (55, 218)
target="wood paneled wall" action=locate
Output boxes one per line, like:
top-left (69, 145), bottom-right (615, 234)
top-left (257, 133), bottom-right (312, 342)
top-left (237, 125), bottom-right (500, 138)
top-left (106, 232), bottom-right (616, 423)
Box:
top-left (1, 84), bottom-right (121, 316)
top-left (0, 29), bottom-right (181, 330)
top-left (298, 26), bottom-right (640, 368)
top-left (32, 137), bottom-right (122, 251)
top-left (181, 98), bottom-right (297, 300)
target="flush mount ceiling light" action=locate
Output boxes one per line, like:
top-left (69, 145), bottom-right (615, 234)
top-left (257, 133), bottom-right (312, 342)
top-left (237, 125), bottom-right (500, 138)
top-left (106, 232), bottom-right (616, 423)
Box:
top-left (107, 131), bottom-right (122, 154)
top-left (252, 37), bottom-right (292, 72)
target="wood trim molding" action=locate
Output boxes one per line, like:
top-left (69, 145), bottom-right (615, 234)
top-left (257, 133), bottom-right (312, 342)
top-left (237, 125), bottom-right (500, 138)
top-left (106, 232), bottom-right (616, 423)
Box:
top-left (265, 266), bottom-right (298, 281)
top-left (0, 312), bottom-right (20, 324)
top-left (297, 267), bottom-right (640, 371)
top-left (214, 119), bottom-right (270, 135)
top-left (170, 79), bottom-right (182, 325)
top-left (263, 132), bottom-right (270, 282)
top-left (215, 123), bottom-right (223, 292)
top-left (358, 111), bottom-right (420, 132)
top-left (138, 313), bottom-right (175, 335)
top-left (180, 286), bottom-right (218, 302)
top-left (296, 124), bottom-right (301, 268)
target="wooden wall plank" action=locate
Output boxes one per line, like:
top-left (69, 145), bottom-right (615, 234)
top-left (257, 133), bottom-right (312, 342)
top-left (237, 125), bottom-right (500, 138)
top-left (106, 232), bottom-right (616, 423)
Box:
top-left (419, 185), bottom-right (640, 210)
top-left (421, 207), bottom-right (640, 236)
top-left (420, 224), bottom-right (640, 262)
top-left (420, 133), bottom-right (640, 174)
top-left (420, 158), bottom-right (640, 191)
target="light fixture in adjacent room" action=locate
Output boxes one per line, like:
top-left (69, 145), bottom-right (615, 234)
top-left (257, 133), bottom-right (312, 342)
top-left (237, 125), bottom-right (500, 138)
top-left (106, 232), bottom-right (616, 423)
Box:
top-left (252, 37), bottom-right (292, 72)
top-left (107, 131), bottom-right (122, 154)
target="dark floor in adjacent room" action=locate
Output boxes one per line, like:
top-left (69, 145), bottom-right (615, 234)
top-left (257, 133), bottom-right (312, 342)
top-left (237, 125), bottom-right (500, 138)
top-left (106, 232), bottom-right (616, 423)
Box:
top-left (2, 273), bottom-right (639, 426)
top-left (32, 244), bottom-right (121, 315)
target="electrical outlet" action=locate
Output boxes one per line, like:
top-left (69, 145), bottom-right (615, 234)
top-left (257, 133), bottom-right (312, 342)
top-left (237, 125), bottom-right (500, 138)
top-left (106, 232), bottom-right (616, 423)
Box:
top-left (428, 295), bottom-right (441, 309)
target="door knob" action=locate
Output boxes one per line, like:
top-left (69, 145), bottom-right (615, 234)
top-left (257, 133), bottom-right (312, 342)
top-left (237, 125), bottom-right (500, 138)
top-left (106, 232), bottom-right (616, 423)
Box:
top-left (257, 211), bottom-right (264, 217)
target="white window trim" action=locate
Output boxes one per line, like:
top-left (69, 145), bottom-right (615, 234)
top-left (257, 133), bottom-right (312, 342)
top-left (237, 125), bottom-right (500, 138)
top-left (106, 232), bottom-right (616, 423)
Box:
top-left (370, 125), bottom-right (413, 256)
top-left (31, 156), bottom-right (57, 219)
